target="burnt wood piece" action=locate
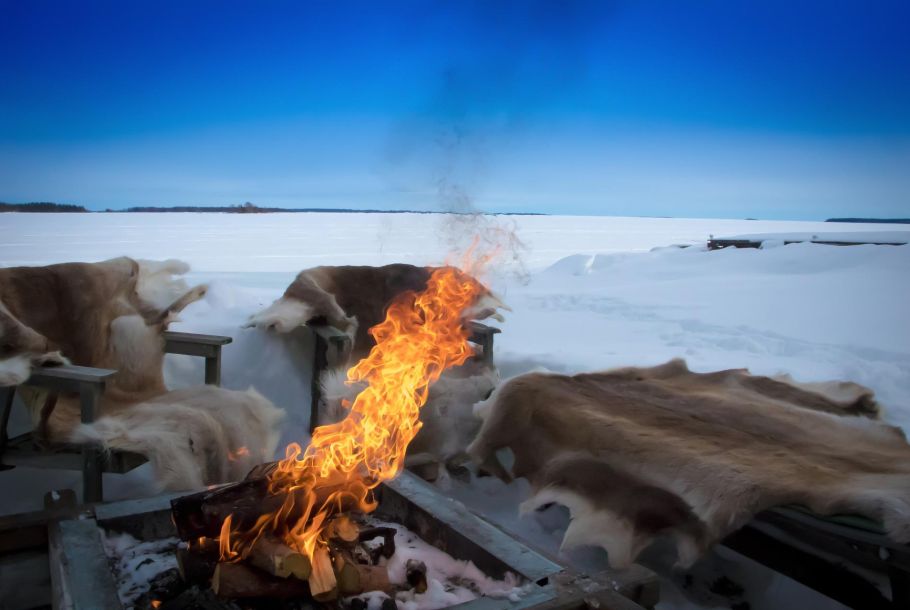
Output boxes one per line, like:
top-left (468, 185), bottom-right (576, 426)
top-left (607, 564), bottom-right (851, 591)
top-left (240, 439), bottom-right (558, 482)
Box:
top-left (170, 471), bottom-right (361, 541)
top-left (176, 546), bottom-right (219, 585)
top-left (211, 562), bottom-right (311, 599)
top-left (170, 477), bottom-right (273, 540)
top-left (163, 331), bottom-right (232, 386)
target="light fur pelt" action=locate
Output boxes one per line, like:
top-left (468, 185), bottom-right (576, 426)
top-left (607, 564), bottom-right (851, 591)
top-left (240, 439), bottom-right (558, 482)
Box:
top-left (467, 359), bottom-right (910, 569)
top-left (317, 360), bottom-right (499, 472)
top-left (70, 386), bottom-right (284, 490)
top-left (4, 257), bottom-right (285, 489)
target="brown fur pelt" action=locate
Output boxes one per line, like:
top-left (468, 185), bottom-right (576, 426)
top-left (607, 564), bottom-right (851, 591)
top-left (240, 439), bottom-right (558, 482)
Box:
top-left (467, 359), bottom-right (910, 569)
top-left (246, 264), bottom-right (508, 364)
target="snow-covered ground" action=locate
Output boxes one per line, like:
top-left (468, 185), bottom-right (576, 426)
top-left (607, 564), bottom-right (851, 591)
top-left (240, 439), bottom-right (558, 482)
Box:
top-left (2, 212), bottom-right (908, 610)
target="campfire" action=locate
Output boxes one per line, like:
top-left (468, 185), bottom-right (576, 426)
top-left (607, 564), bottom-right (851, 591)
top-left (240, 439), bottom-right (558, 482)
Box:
top-left (170, 264), bottom-right (494, 605)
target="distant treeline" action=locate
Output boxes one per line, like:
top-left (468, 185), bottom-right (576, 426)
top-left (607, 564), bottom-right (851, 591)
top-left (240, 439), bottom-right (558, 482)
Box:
top-left (3, 200), bottom-right (542, 215)
top-left (0, 201), bottom-right (88, 213)
top-left (826, 218), bottom-right (910, 224)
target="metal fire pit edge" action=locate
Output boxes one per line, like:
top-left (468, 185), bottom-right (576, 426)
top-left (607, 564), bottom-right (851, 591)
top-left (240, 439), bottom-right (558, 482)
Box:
top-left (49, 471), bottom-right (637, 610)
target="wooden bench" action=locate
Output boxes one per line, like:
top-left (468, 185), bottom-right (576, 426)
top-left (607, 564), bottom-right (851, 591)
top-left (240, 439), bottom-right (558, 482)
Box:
top-left (0, 331), bottom-right (232, 504)
top-left (723, 506), bottom-right (910, 609)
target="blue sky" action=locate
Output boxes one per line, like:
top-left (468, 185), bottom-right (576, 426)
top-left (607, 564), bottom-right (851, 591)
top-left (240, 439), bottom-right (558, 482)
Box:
top-left (1, 1), bottom-right (908, 219)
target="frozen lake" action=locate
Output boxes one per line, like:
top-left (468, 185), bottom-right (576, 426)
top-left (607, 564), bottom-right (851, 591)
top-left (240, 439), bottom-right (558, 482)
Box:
top-left (1, 211), bottom-right (899, 271)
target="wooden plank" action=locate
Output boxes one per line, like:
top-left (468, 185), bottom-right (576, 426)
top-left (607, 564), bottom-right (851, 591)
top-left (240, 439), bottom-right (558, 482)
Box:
top-left (723, 523), bottom-right (894, 610)
top-left (25, 365), bottom-right (116, 392)
top-left (48, 518), bottom-right (123, 610)
top-left (163, 331), bottom-right (233, 346)
top-left (94, 491), bottom-right (186, 540)
top-left (2, 432), bottom-right (146, 473)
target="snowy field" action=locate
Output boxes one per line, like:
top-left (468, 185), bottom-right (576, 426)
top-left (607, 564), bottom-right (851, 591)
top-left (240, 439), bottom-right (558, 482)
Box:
top-left (2, 212), bottom-right (909, 610)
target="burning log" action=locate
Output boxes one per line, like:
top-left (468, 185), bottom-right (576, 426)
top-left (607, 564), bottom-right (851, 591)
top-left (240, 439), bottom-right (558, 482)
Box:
top-left (405, 559), bottom-right (428, 594)
top-left (175, 548), bottom-right (217, 585)
top-left (248, 535), bottom-right (311, 580)
top-left (211, 562), bottom-right (310, 599)
top-left (326, 515), bottom-right (360, 544)
top-left (170, 478), bottom-right (272, 541)
top-left (307, 545), bottom-right (338, 601)
top-left (170, 462), bottom-right (368, 543)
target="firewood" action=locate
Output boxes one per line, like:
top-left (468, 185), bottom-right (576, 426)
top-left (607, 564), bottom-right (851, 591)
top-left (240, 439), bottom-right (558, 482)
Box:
top-left (333, 551), bottom-right (361, 595)
top-left (248, 535), bottom-right (311, 580)
top-left (170, 478), bottom-right (272, 540)
top-left (334, 549), bottom-right (394, 596)
top-left (211, 562), bottom-right (310, 599)
top-left (326, 515), bottom-right (360, 544)
top-left (170, 467), bottom-right (364, 541)
top-left (405, 559), bottom-right (428, 594)
top-left (356, 564), bottom-right (393, 594)
top-left (307, 546), bottom-right (338, 601)
top-left (175, 548), bottom-right (217, 585)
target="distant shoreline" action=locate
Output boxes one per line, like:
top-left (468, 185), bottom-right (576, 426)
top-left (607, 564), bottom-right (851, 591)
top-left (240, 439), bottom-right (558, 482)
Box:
top-left (2, 202), bottom-right (907, 223)
top-left (0, 201), bottom-right (544, 216)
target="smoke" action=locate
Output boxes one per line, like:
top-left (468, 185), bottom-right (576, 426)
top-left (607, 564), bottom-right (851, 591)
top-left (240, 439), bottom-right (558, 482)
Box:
top-left (381, 1), bottom-right (613, 274)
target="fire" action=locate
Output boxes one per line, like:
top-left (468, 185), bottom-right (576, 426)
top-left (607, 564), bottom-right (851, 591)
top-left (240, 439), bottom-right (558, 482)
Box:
top-left (219, 264), bottom-right (487, 561)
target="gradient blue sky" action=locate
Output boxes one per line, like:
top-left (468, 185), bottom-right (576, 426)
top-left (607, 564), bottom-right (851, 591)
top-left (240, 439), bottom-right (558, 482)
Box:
top-left (1, 1), bottom-right (908, 218)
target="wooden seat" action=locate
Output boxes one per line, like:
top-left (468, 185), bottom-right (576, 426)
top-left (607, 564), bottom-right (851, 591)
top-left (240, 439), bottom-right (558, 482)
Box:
top-left (0, 332), bottom-right (232, 504)
top-left (723, 505), bottom-right (910, 608)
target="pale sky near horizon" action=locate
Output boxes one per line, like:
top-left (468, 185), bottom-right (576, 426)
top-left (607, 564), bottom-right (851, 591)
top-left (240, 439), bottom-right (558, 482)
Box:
top-left (1, 1), bottom-right (908, 220)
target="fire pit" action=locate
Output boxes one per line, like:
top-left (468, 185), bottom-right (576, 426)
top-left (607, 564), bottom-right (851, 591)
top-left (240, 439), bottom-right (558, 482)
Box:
top-left (34, 471), bottom-right (653, 610)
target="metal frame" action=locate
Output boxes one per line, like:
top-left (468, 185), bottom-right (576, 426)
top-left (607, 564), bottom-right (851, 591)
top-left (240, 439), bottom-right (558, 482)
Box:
top-left (0, 332), bottom-right (232, 503)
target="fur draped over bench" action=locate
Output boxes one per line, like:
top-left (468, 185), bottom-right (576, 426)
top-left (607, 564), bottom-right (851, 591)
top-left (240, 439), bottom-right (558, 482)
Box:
top-left (468, 359), bottom-right (910, 569)
top-left (1, 257), bottom-right (284, 490)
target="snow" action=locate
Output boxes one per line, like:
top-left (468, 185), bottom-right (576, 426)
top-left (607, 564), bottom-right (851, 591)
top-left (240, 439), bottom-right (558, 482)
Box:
top-left (2, 212), bottom-right (907, 609)
top-left (100, 530), bottom-right (179, 607)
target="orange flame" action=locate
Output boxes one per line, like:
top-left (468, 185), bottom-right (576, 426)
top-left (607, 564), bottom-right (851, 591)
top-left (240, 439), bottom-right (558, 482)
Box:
top-left (219, 263), bottom-right (487, 561)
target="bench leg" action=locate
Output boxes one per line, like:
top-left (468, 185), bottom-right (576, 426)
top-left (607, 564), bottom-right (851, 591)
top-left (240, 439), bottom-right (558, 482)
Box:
top-left (309, 333), bottom-right (329, 434)
top-left (204, 349), bottom-right (222, 386)
top-left (79, 382), bottom-right (104, 503)
top-left (82, 447), bottom-right (104, 504)
top-left (0, 387), bottom-right (15, 465)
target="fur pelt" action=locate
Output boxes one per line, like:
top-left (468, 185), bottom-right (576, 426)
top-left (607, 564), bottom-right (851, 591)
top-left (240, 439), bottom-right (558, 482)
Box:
top-left (2, 257), bottom-right (285, 489)
top-left (467, 359), bottom-right (910, 569)
top-left (246, 264), bottom-right (508, 363)
top-left (70, 386), bottom-right (284, 490)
